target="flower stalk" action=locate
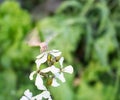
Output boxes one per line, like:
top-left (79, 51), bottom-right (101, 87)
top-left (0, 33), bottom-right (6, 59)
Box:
top-left (20, 49), bottom-right (73, 100)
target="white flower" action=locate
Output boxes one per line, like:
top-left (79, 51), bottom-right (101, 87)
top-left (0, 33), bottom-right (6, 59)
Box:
top-left (21, 50), bottom-right (74, 100)
top-left (51, 78), bottom-right (60, 87)
top-left (47, 57), bottom-right (73, 84)
top-left (35, 52), bottom-right (48, 69)
top-left (20, 89), bottom-right (52, 100)
top-left (20, 89), bottom-right (32, 100)
top-left (40, 57), bottom-right (73, 86)
top-left (41, 65), bottom-right (59, 74)
top-left (35, 74), bottom-right (47, 90)
top-left (29, 65), bottom-right (61, 90)
top-left (29, 71), bottom-right (36, 80)
top-left (32, 91), bottom-right (52, 100)
top-left (57, 57), bottom-right (73, 82)
top-left (29, 71), bottom-right (47, 90)
top-left (38, 65), bottom-right (60, 87)
top-left (49, 50), bottom-right (61, 57)
top-left (59, 57), bottom-right (73, 74)
top-left (56, 65), bottom-right (73, 83)
top-left (35, 50), bottom-right (61, 69)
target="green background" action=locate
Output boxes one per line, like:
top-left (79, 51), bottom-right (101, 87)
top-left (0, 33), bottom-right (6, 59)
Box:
top-left (0, 0), bottom-right (120, 100)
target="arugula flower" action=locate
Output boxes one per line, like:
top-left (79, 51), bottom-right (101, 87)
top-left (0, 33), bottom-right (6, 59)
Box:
top-left (20, 89), bottom-right (32, 100)
top-left (32, 91), bottom-right (52, 100)
top-left (29, 70), bottom-right (47, 90)
top-left (35, 50), bottom-right (61, 69)
top-left (40, 57), bottom-right (73, 86)
top-left (20, 89), bottom-right (52, 100)
top-left (21, 49), bottom-right (74, 100)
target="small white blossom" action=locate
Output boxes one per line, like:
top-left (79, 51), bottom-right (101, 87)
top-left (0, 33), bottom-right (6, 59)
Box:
top-left (59, 57), bottom-right (73, 74)
top-left (40, 57), bottom-right (73, 86)
top-left (48, 57), bottom-right (73, 83)
top-left (56, 73), bottom-right (66, 82)
top-left (20, 89), bottom-right (32, 100)
top-left (29, 70), bottom-right (47, 90)
top-left (51, 78), bottom-right (60, 87)
top-left (32, 91), bottom-right (52, 100)
top-left (35, 50), bottom-right (61, 69)
top-left (29, 71), bottom-right (36, 80)
top-left (35, 52), bottom-right (48, 69)
top-left (41, 65), bottom-right (59, 74)
top-left (35, 65), bottom-right (60, 87)
top-left (20, 89), bottom-right (52, 100)
top-left (35, 74), bottom-right (47, 90)
top-left (29, 64), bottom-right (61, 90)
top-left (38, 65), bottom-right (60, 87)
top-left (62, 65), bottom-right (73, 74)
top-left (21, 49), bottom-right (74, 100)
top-left (57, 57), bottom-right (73, 82)
top-left (59, 56), bottom-right (64, 67)
top-left (49, 50), bottom-right (62, 57)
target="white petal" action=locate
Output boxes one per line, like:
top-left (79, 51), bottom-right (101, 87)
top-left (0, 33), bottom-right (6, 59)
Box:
top-left (57, 73), bottom-right (66, 82)
top-left (29, 71), bottom-right (36, 80)
top-left (36, 52), bottom-right (46, 59)
top-left (20, 96), bottom-right (28, 100)
top-left (41, 91), bottom-right (51, 99)
top-left (59, 57), bottom-right (64, 68)
top-left (35, 53), bottom-right (47, 69)
top-left (35, 74), bottom-right (47, 90)
top-left (31, 91), bottom-right (52, 100)
top-left (31, 94), bottom-right (42, 100)
top-left (50, 50), bottom-right (61, 57)
top-left (63, 65), bottom-right (73, 74)
top-left (48, 97), bottom-right (52, 100)
top-left (50, 65), bottom-right (60, 74)
top-left (50, 49), bottom-right (59, 52)
top-left (51, 78), bottom-right (60, 87)
top-left (54, 72), bottom-right (60, 78)
top-left (24, 89), bottom-right (32, 99)
top-left (41, 66), bottom-right (60, 74)
top-left (41, 67), bottom-right (52, 73)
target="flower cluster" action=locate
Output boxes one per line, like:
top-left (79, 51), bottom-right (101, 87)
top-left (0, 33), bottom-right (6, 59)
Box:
top-left (20, 50), bottom-right (73, 100)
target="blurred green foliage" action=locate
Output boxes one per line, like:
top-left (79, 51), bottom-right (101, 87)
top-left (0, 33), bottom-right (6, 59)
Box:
top-left (0, 1), bottom-right (34, 100)
top-left (0, 0), bottom-right (120, 100)
top-left (0, 1), bottom-right (32, 69)
top-left (37, 0), bottom-right (120, 100)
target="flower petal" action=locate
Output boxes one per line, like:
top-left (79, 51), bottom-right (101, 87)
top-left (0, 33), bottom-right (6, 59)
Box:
top-left (41, 91), bottom-right (52, 99)
top-left (20, 96), bottom-right (28, 100)
top-left (59, 57), bottom-right (64, 68)
top-left (51, 50), bottom-right (59, 52)
top-left (29, 71), bottom-right (36, 80)
top-left (36, 52), bottom-right (46, 59)
top-left (31, 94), bottom-right (42, 100)
top-left (57, 73), bottom-right (66, 82)
top-left (35, 53), bottom-right (47, 69)
top-left (41, 67), bottom-right (52, 73)
top-left (51, 78), bottom-right (60, 87)
top-left (24, 89), bottom-right (32, 99)
top-left (35, 74), bottom-right (47, 90)
top-left (50, 65), bottom-right (60, 74)
top-left (63, 65), bottom-right (73, 74)
top-left (32, 91), bottom-right (52, 100)
top-left (41, 65), bottom-right (60, 74)
top-left (50, 50), bottom-right (61, 57)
